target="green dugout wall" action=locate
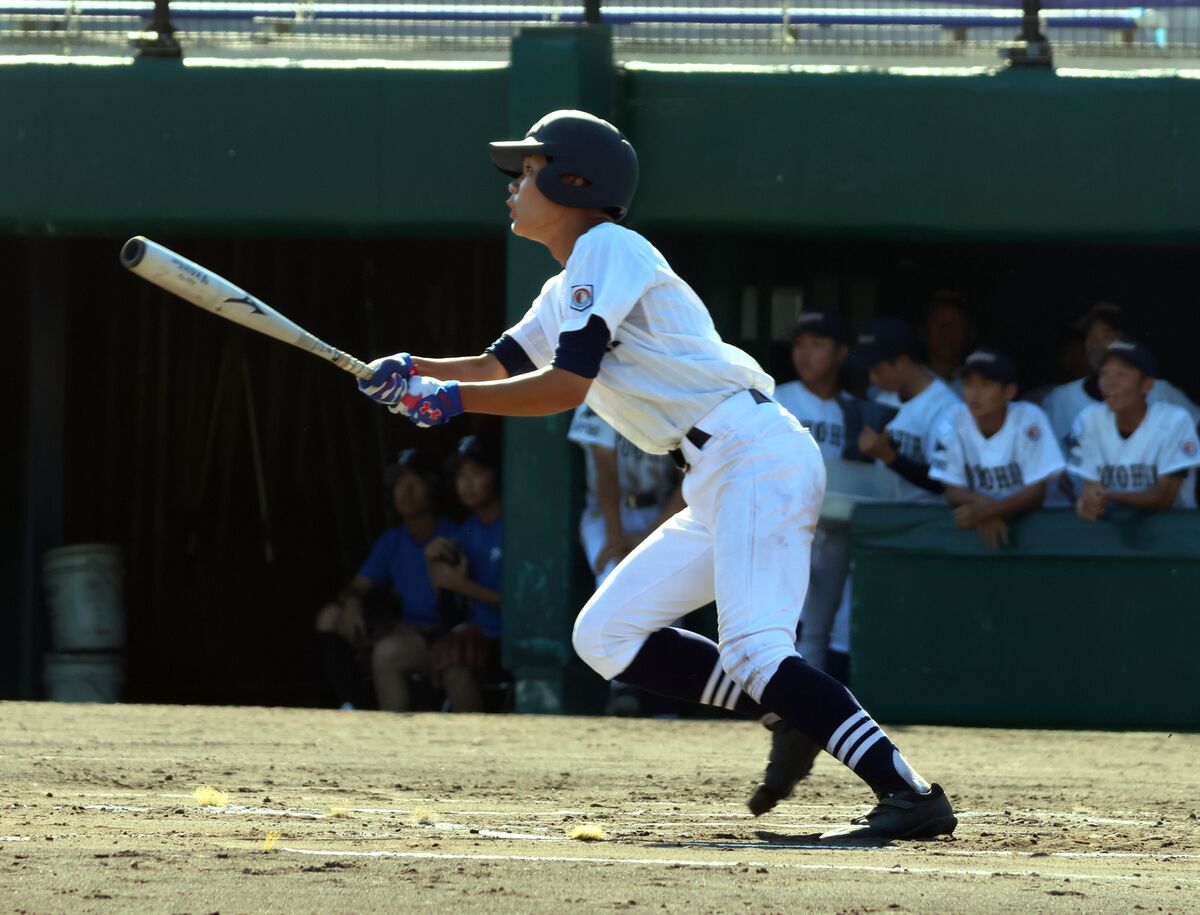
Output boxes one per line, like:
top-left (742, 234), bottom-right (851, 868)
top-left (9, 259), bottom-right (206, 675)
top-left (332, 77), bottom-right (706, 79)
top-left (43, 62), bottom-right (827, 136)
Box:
top-left (851, 506), bottom-right (1200, 728)
top-left (6, 35), bottom-right (1200, 717)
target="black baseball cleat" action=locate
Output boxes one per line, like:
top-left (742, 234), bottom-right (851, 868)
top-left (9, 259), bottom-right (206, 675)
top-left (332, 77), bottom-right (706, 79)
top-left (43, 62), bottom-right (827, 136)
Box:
top-left (820, 783), bottom-right (957, 840)
top-left (746, 722), bottom-right (822, 817)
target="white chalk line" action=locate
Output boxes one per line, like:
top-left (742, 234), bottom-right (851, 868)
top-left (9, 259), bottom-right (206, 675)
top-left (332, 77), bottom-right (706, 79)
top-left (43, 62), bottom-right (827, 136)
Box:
top-left (275, 845), bottom-right (1159, 884)
top-left (67, 802), bottom-right (1198, 863)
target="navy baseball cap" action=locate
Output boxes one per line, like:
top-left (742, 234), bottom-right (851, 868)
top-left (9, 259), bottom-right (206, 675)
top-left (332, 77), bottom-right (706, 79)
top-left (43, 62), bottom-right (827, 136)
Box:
top-left (1075, 301), bottom-right (1133, 336)
top-left (1100, 338), bottom-right (1157, 378)
top-left (383, 447), bottom-right (438, 487)
top-left (792, 310), bottom-right (849, 345)
top-left (446, 434), bottom-right (499, 474)
top-left (961, 348), bottom-right (1017, 385)
top-left (848, 316), bottom-right (920, 369)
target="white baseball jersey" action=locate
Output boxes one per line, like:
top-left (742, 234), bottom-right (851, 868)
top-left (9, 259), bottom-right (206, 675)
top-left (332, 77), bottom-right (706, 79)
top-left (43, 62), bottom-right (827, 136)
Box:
top-left (1042, 376), bottom-right (1200, 453)
top-left (1068, 402), bottom-right (1200, 509)
top-left (930, 401), bottom-right (1065, 500)
top-left (568, 404), bottom-right (677, 506)
top-left (882, 374), bottom-right (960, 503)
top-left (505, 223), bottom-right (773, 454)
top-left (774, 380), bottom-right (846, 463)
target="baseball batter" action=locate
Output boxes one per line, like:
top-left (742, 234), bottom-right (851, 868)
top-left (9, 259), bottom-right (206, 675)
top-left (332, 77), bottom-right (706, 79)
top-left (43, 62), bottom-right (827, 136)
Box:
top-left (930, 349), bottom-right (1065, 548)
top-left (356, 110), bottom-right (955, 839)
top-left (1069, 339), bottom-right (1200, 520)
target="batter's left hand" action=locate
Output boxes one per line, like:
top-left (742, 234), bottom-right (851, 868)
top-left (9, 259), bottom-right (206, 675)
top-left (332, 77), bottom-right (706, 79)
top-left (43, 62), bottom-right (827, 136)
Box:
top-left (400, 376), bottom-right (464, 427)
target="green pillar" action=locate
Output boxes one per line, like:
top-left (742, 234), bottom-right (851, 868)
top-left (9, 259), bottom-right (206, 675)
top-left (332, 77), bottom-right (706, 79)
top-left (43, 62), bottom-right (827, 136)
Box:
top-left (500, 26), bottom-right (616, 714)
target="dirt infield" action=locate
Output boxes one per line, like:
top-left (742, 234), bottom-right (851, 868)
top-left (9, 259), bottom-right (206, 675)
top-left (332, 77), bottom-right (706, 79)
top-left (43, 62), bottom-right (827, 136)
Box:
top-left (0, 703), bottom-right (1195, 914)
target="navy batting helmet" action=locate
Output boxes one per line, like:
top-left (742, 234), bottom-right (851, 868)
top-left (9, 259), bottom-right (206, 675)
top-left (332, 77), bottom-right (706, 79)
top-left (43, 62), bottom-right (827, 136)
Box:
top-left (488, 110), bottom-right (639, 221)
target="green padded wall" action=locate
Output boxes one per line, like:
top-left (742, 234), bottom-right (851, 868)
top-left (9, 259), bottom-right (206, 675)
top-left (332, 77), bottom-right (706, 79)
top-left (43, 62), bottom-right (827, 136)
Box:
top-left (850, 505), bottom-right (1200, 728)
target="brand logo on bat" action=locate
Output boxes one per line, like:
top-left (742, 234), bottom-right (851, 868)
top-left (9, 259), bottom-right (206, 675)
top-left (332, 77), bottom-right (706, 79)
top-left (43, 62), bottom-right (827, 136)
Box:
top-left (224, 295), bottom-right (265, 315)
top-left (171, 256), bottom-right (209, 285)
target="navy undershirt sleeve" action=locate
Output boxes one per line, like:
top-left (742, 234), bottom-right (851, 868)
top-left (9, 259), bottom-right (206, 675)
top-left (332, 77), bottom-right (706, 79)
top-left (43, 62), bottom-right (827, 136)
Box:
top-left (485, 333), bottom-right (536, 377)
top-left (552, 314), bottom-right (611, 379)
top-left (890, 452), bottom-right (946, 494)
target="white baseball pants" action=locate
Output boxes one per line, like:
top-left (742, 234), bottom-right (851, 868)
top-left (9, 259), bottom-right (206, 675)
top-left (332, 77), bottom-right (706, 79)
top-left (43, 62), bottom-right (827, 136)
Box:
top-left (572, 390), bottom-right (826, 702)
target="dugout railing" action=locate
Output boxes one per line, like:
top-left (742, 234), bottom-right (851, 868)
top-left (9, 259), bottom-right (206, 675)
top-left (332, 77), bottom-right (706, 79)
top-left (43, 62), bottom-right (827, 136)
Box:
top-left (1, 0), bottom-right (1198, 65)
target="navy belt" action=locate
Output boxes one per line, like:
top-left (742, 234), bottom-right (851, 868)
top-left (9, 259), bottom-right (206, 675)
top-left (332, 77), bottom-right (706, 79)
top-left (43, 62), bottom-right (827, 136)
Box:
top-left (669, 388), bottom-right (772, 470)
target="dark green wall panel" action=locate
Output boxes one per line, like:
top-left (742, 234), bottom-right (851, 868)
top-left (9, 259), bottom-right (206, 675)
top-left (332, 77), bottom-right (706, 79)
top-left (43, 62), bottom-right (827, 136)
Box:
top-left (625, 69), bottom-right (1200, 242)
top-left (1, 60), bottom-right (508, 236)
top-left (850, 506), bottom-right (1200, 728)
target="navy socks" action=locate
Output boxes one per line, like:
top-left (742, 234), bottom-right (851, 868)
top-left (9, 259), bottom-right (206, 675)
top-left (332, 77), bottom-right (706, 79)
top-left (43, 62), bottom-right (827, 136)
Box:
top-left (614, 628), bottom-right (762, 716)
top-left (760, 656), bottom-right (928, 797)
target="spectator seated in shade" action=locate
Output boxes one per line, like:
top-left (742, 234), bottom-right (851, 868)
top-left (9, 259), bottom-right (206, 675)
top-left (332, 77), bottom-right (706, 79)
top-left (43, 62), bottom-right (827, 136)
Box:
top-left (422, 434), bottom-right (506, 713)
top-left (314, 448), bottom-right (457, 711)
top-left (930, 349), bottom-right (1066, 549)
top-left (1070, 339), bottom-right (1200, 522)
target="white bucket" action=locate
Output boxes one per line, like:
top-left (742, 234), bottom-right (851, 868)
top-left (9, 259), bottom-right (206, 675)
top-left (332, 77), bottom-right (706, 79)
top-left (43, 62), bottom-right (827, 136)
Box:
top-left (42, 544), bottom-right (126, 652)
top-left (43, 652), bottom-right (124, 703)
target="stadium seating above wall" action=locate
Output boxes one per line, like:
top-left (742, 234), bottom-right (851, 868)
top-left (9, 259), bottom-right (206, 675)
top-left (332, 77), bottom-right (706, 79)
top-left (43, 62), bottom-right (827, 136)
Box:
top-left (849, 504), bottom-right (1200, 728)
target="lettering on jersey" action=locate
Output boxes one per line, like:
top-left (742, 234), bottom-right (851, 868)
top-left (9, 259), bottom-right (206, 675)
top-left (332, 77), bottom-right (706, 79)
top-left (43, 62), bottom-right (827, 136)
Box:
top-left (890, 430), bottom-right (926, 464)
top-left (570, 284), bottom-right (594, 312)
top-left (965, 462), bottom-right (1025, 492)
top-left (800, 419), bottom-right (844, 449)
top-left (1100, 464), bottom-right (1158, 490)
top-left (1065, 433), bottom-right (1081, 467)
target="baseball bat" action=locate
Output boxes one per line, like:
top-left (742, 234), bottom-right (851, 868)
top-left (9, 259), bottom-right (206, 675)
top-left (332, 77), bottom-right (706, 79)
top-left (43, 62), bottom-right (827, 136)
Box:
top-left (119, 236), bottom-right (374, 380)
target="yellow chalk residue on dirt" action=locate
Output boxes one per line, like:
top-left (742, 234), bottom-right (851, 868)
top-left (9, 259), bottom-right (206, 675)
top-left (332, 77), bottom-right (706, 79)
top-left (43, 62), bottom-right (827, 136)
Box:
top-left (567, 824), bottom-right (607, 842)
top-left (263, 830), bottom-right (280, 851)
top-left (193, 785), bottom-right (229, 807)
top-left (328, 806), bottom-right (352, 818)
top-left (410, 806), bottom-right (435, 825)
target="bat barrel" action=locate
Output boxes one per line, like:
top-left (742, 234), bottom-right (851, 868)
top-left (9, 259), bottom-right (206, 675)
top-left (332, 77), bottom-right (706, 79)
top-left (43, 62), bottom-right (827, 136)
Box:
top-left (119, 237), bottom-right (146, 269)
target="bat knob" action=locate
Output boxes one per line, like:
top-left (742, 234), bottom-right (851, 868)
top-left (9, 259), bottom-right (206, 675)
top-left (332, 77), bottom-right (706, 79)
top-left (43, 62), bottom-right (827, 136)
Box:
top-left (120, 237), bottom-right (147, 269)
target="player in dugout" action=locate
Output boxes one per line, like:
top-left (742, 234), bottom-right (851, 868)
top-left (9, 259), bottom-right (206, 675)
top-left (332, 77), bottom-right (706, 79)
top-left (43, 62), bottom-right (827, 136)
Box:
top-left (852, 316), bottom-right (961, 502)
top-left (422, 434), bottom-right (506, 712)
top-left (929, 349), bottom-right (1066, 549)
top-left (1069, 339), bottom-right (1200, 521)
top-left (314, 448), bottom-right (457, 711)
top-left (354, 110), bottom-right (956, 839)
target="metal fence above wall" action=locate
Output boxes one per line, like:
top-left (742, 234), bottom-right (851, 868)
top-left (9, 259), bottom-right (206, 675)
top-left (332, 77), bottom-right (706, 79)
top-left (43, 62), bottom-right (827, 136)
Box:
top-left (2, 1), bottom-right (1198, 64)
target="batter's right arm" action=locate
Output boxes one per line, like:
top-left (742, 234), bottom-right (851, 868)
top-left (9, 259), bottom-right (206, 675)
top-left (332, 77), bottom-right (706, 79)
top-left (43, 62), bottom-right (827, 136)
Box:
top-left (411, 353), bottom-right (509, 381)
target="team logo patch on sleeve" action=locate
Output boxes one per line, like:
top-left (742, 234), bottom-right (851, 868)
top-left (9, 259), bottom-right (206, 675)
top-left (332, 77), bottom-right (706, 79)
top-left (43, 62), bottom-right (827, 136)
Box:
top-left (569, 284), bottom-right (594, 312)
top-left (1182, 439), bottom-right (1198, 457)
top-left (1025, 425), bottom-right (1041, 441)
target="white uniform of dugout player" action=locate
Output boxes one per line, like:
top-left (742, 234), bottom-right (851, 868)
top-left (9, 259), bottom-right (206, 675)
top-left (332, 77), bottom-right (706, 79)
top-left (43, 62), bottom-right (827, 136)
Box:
top-left (568, 405), bottom-right (682, 586)
top-left (852, 317), bottom-right (961, 503)
top-left (1069, 339), bottom-right (1200, 521)
top-left (1040, 302), bottom-right (1200, 506)
top-left (356, 110), bottom-right (956, 839)
top-left (930, 349), bottom-right (1065, 549)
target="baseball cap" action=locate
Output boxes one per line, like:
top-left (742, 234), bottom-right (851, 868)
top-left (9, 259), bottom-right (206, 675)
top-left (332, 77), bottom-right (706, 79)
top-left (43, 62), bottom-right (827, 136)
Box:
top-left (961, 348), bottom-right (1017, 385)
top-left (1075, 301), bottom-right (1134, 336)
top-left (792, 310), bottom-right (849, 345)
top-left (446, 434), bottom-right (499, 475)
top-left (848, 316), bottom-right (920, 369)
top-left (383, 447), bottom-right (438, 487)
top-left (1100, 338), bottom-right (1158, 378)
